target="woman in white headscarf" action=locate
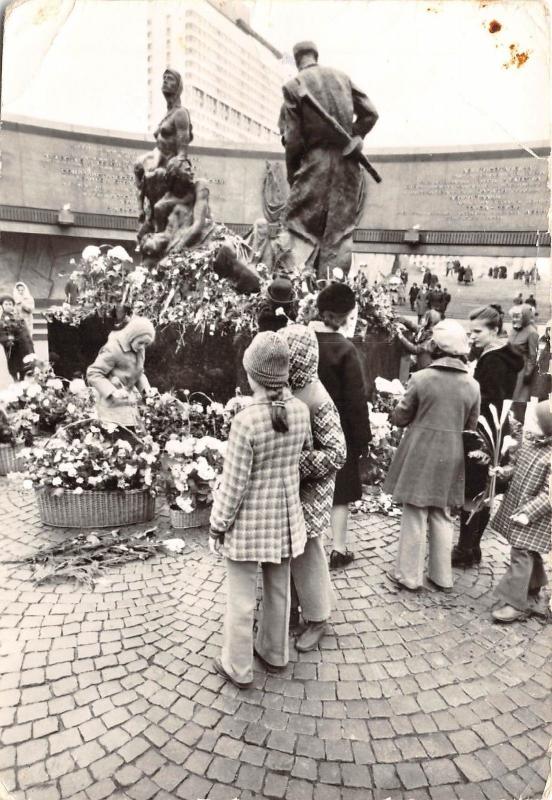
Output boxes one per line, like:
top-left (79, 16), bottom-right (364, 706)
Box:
top-left (13, 282), bottom-right (35, 339)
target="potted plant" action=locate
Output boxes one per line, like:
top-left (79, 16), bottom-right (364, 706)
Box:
top-left (163, 435), bottom-right (226, 530)
top-left (20, 421), bottom-right (161, 528)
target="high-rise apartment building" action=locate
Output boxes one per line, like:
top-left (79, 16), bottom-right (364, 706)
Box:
top-left (146, 0), bottom-right (290, 145)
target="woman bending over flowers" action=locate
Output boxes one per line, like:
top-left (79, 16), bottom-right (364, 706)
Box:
top-left (86, 317), bottom-right (155, 436)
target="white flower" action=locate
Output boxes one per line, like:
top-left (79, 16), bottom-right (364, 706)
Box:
top-left (46, 378), bottom-right (63, 391)
top-left (68, 378), bottom-right (87, 395)
top-left (73, 487), bottom-right (84, 494)
top-left (25, 384), bottom-right (43, 398)
top-left (124, 464), bottom-right (137, 477)
top-left (107, 246), bottom-right (133, 263)
top-left (115, 439), bottom-right (132, 451)
top-left (196, 457), bottom-right (216, 482)
top-left (176, 495), bottom-right (194, 513)
top-left (82, 245), bottom-right (101, 260)
top-left (23, 479), bottom-right (33, 490)
top-left (52, 477), bottom-right (62, 487)
top-left (66, 403), bottom-right (76, 414)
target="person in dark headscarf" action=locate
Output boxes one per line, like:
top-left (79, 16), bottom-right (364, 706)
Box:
top-left (508, 304), bottom-right (539, 421)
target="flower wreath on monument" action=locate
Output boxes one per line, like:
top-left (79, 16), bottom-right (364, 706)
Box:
top-left (47, 240), bottom-right (397, 342)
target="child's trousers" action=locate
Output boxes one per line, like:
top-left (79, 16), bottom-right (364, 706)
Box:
top-left (495, 547), bottom-right (548, 612)
top-left (394, 504), bottom-right (453, 589)
top-left (222, 557), bottom-right (291, 685)
top-left (291, 536), bottom-right (335, 622)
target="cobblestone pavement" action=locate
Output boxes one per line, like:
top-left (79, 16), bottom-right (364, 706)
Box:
top-left (0, 481), bottom-right (550, 800)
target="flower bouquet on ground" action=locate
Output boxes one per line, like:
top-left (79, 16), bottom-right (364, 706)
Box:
top-left (163, 435), bottom-right (226, 530)
top-left (19, 421), bottom-right (161, 528)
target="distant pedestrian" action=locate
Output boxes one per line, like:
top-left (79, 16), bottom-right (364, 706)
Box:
top-left (457, 266), bottom-right (465, 283)
top-left (422, 269), bottom-right (431, 288)
top-left (429, 273), bottom-right (439, 289)
top-left (0, 295), bottom-right (34, 381)
top-left (513, 292), bottom-right (523, 306)
top-left (414, 287), bottom-right (429, 323)
top-left (395, 309), bottom-right (442, 372)
top-left (525, 294), bottom-right (537, 313)
top-left (13, 282), bottom-right (35, 339)
top-left (409, 283), bottom-right (419, 312)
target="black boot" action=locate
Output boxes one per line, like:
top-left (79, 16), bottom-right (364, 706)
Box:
top-left (452, 509), bottom-right (489, 567)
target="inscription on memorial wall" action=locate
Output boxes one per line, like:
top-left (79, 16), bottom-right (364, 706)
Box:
top-left (42, 146), bottom-right (227, 215)
top-left (399, 161), bottom-right (548, 226)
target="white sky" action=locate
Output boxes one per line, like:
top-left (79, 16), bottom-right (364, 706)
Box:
top-left (2, 0), bottom-right (550, 147)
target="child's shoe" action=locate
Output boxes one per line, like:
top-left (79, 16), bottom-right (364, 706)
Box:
top-left (491, 604), bottom-right (527, 623)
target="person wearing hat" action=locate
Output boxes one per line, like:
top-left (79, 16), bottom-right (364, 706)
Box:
top-left (279, 324), bottom-right (346, 650)
top-left (314, 283), bottom-right (371, 569)
top-left (489, 399), bottom-right (552, 623)
top-left (257, 276), bottom-right (298, 332)
top-left (86, 316), bottom-right (155, 432)
top-left (0, 294), bottom-right (34, 381)
top-left (384, 320), bottom-right (480, 592)
top-left (209, 332), bottom-right (311, 688)
top-left (280, 41), bottom-right (378, 279)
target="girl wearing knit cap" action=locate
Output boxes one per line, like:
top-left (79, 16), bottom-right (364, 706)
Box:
top-left (209, 331), bottom-right (311, 688)
top-left (489, 399), bottom-right (552, 623)
top-left (86, 316), bottom-right (155, 432)
top-left (314, 283), bottom-right (371, 569)
top-left (384, 320), bottom-right (480, 592)
top-left (279, 324), bottom-right (346, 651)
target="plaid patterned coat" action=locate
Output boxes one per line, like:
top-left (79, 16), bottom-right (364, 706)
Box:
top-left (280, 325), bottom-right (347, 539)
top-left (210, 394), bottom-right (311, 562)
top-left (490, 434), bottom-right (551, 553)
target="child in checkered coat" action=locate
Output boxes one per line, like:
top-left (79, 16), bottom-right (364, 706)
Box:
top-left (280, 324), bottom-right (346, 652)
top-left (490, 399), bottom-right (552, 623)
top-left (209, 332), bottom-right (312, 688)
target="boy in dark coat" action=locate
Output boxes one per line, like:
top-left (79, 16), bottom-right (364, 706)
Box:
top-left (0, 295), bottom-right (34, 381)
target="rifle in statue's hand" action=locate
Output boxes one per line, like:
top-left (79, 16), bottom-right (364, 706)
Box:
top-left (297, 85), bottom-right (382, 184)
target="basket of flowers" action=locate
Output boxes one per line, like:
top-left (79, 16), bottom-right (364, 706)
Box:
top-left (20, 421), bottom-right (161, 528)
top-left (164, 435), bottom-right (226, 530)
top-left (0, 408), bottom-right (21, 475)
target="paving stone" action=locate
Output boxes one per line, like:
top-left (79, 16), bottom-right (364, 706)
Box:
top-left (422, 758), bottom-right (461, 786)
top-left (372, 764), bottom-right (400, 789)
top-left (263, 772), bottom-right (289, 799)
top-left (236, 763), bottom-right (265, 793)
top-left (286, 778), bottom-right (315, 800)
top-left (59, 768), bottom-right (93, 798)
top-left (397, 762), bottom-right (429, 790)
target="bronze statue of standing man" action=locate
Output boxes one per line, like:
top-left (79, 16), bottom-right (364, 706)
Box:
top-left (280, 41), bottom-right (379, 280)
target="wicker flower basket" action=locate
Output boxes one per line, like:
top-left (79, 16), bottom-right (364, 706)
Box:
top-left (35, 487), bottom-right (155, 528)
top-left (170, 505), bottom-right (211, 531)
top-left (0, 443), bottom-right (20, 476)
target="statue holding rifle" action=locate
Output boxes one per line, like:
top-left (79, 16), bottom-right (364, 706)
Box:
top-left (280, 41), bottom-right (380, 280)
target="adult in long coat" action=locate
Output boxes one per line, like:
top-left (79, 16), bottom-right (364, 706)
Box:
top-left (508, 304), bottom-right (539, 418)
top-left (490, 400), bottom-right (552, 622)
top-left (281, 41), bottom-right (378, 278)
top-left (385, 321), bottom-right (480, 591)
top-left (452, 305), bottom-right (524, 568)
